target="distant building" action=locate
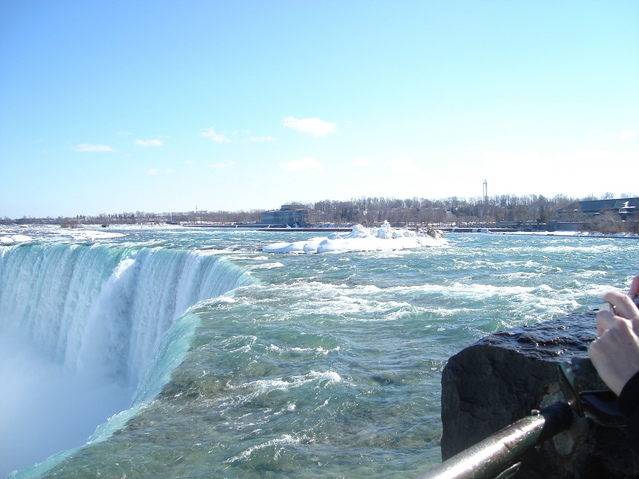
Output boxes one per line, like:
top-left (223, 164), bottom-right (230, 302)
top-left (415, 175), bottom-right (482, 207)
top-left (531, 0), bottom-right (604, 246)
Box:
top-left (260, 205), bottom-right (309, 227)
top-left (558, 197), bottom-right (638, 219)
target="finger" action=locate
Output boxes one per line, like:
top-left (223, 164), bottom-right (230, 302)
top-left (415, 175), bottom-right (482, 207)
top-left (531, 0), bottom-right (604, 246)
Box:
top-left (603, 291), bottom-right (639, 320)
top-left (589, 332), bottom-right (627, 395)
top-left (596, 310), bottom-right (620, 336)
top-left (603, 290), bottom-right (627, 304)
top-left (630, 275), bottom-right (639, 296)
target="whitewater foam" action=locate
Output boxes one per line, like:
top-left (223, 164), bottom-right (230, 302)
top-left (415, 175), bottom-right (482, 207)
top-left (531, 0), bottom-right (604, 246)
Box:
top-left (224, 433), bottom-right (307, 464)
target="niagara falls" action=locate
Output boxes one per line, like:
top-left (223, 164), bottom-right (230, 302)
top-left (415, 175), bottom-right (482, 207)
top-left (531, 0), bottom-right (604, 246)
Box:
top-left (0, 224), bottom-right (635, 478)
top-left (2, 0), bottom-right (637, 475)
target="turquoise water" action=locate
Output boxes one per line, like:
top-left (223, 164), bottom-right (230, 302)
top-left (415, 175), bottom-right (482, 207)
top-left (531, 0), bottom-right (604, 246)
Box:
top-left (1, 226), bottom-right (636, 478)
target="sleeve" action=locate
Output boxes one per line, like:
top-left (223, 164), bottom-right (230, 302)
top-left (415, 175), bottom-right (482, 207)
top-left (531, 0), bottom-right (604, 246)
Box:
top-left (619, 371), bottom-right (639, 441)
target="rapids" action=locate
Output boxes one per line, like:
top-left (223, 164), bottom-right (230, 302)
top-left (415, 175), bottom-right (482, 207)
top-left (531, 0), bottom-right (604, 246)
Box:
top-left (0, 224), bottom-right (636, 478)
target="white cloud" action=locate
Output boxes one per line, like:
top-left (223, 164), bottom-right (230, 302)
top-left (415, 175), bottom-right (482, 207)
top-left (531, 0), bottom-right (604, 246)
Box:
top-left (386, 157), bottom-right (420, 174)
top-left (619, 130), bottom-right (638, 140)
top-left (133, 139), bottom-right (164, 147)
top-left (74, 144), bottom-right (117, 152)
top-left (279, 157), bottom-right (324, 172)
top-left (283, 117), bottom-right (336, 137)
top-left (249, 136), bottom-right (276, 143)
top-left (210, 162), bottom-right (236, 169)
top-left (146, 168), bottom-right (174, 175)
top-left (201, 127), bottom-right (230, 143)
top-left (353, 157), bottom-right (373, 166)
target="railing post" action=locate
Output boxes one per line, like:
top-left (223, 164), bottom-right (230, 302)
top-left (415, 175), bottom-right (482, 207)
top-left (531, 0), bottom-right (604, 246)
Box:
top-left (417, 403), bottom-right (572, 479)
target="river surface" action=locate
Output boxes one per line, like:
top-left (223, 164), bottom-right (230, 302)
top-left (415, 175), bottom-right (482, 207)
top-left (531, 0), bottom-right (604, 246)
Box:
top-left (0, 225), bottom-right (636, 478)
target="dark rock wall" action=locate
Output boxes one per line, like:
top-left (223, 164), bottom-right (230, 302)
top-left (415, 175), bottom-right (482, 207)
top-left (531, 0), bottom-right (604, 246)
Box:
top-left (440, 311), bottom-right (639, 478)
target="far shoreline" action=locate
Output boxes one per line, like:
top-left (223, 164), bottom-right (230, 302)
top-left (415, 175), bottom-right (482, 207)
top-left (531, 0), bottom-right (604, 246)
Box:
top-left (1, 223), bottom-right (638, 247)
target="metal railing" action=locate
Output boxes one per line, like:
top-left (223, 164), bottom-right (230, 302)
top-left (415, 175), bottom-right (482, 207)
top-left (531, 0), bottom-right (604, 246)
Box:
top-left (416, 403), bottom-right (572, 479)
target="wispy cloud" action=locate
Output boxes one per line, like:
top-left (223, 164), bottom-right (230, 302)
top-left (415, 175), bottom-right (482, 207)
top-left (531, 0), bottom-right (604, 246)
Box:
top-left (482, 150), bottom-right (539, 164)
top-left (279, 157), bottom-right (324, 172)
top-left (133, 139), bottom-right (164, 147)
top-left (74, 144), bottom-right (117, 152)
top-left (201, 127), bottom-right (230, 143)
top-left (249, 136), bottom-right (276, 143)
top-left (210, 162), bottom-right (236, 169)
top-left (386, 157), bottom-right (420, 174)
top-left (619, 130), bottom-right (638, 140)
top-left (146, 168), bottom-right (174, 175)
top-left (283, 117), bottom-right (336, 137)
top-left (353, 157), bottom-right (373, 166)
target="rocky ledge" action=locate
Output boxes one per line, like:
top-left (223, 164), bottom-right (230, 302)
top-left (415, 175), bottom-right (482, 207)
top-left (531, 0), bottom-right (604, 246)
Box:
top-left (440, 311), bottom-right (639, 478)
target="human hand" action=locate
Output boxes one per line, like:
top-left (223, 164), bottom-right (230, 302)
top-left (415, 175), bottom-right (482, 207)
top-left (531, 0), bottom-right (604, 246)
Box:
top-left (596, 290), bottom-right (639, 335)
top-left (590, 314), bottom-right (639, 395)
top-left (589, 277), bottom-right (639, 396)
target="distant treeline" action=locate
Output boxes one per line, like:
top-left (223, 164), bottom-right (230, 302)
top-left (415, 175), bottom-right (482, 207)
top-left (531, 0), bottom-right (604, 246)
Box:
top-left (311, 194), bottom-right (566, 225)
top-left (3, 193), bottom-right (638, 234)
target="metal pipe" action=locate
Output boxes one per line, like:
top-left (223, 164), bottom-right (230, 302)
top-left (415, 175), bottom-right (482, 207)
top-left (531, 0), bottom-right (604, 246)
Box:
top-left (417, 402), bottom-right (572, 479)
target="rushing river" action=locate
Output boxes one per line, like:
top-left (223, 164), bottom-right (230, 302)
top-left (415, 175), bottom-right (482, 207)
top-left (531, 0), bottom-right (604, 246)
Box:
top-left (0, 225), bottom-right (636, 478)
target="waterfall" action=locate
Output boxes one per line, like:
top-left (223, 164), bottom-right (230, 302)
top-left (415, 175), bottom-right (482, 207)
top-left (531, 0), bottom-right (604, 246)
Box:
top-left (0, 243), bottom-right (251, 476)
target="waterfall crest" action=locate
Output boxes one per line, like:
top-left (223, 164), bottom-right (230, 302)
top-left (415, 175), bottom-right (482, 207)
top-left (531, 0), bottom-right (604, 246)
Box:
top-left (0, 243), bottom-right (252, 476)
top-left (0, 243), bottom-right (250, 384)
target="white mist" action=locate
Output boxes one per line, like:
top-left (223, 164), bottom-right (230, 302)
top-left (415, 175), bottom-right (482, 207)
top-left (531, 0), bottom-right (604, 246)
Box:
top-left (0, 333), bottom-right (134, 476)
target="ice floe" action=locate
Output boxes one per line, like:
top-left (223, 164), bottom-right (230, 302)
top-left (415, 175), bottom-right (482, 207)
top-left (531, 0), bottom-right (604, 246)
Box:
top-left (0, 234), bottom-right (33, 244)
top-left (263, 221), bottom-right (446, 254)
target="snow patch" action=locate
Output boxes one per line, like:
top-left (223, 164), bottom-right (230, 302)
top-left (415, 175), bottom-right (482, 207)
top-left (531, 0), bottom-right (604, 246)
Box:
top-left (263, 222), bottom-right (446, 254)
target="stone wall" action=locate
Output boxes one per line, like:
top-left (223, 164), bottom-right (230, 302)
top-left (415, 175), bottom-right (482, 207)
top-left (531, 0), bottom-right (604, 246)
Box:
top-left (440, 311), bottom-right (639, 478)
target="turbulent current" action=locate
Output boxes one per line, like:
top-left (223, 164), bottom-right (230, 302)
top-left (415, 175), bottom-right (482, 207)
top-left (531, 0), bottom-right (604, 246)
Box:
top-left (0, 225), bottom-right (636, 478)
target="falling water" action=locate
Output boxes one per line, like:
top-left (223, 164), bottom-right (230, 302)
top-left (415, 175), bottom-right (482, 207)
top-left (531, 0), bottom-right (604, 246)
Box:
top-left (0, 243), bottom-right (251, 476)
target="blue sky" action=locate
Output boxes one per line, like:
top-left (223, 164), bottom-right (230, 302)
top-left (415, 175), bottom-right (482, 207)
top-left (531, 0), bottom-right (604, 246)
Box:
top-left (1, 0), bottom-right (637, 218)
